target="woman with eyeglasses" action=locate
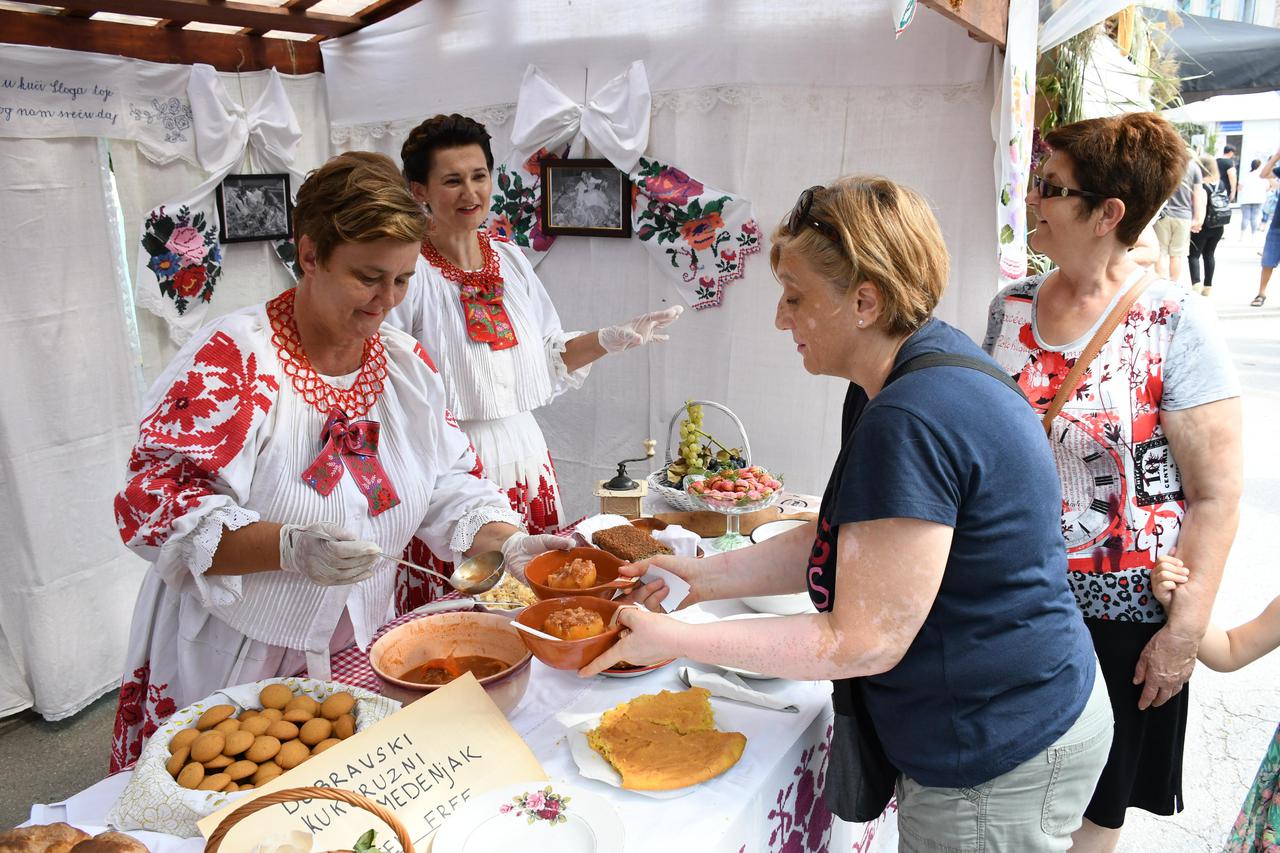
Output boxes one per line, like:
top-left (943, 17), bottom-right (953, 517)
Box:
top-left (585, 175), bottom-right (1112, 850)
top-left (984, 113), bottom-right (1242, 852)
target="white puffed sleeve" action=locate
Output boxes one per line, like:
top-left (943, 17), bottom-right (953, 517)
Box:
top-left (498, 241), bottom-right (591, 397)
top-left (113, 310), bottom-right (279, 609)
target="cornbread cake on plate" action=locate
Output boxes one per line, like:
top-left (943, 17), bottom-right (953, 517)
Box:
top-left (594, 525), bottom-right (673, 563)
top-left (587, 688), bottom-right (746, 790)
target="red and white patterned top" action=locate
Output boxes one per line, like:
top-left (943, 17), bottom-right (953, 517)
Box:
top-left (984, 272), bottom-right (1239, 622)
top-left (114, 295), bottom-right (518, 655)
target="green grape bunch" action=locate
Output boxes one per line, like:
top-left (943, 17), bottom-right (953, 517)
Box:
top-left (665, 401), bottom-right (747, 484)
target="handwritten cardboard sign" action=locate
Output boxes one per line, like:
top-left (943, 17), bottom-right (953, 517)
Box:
top-left (198, 675), bottom-right (545, 851)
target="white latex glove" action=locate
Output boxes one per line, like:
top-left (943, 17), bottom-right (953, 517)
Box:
top-left (279, 521), bottom-right (381, 586)
top-left (500, 532), bottom-right (575, 582)
top-left (598, 306), bottom-right (684, 353)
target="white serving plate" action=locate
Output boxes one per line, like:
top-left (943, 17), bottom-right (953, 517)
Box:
top-left (433, 781), bottom-right (624, 852)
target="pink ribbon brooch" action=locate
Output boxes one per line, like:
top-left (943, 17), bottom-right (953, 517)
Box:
top-left (301, 409), bottom-right (401, 516)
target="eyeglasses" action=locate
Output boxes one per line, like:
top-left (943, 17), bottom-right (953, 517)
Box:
top-left (787, 185), bottom-right (842, 243)
top-left (1031, 174), bottom-right (1105, 201)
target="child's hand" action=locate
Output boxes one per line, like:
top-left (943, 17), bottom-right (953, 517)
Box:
top-left (1151, 551), bottom-right (1189, 608)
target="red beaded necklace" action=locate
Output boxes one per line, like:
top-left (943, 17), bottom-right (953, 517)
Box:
top-left (422, 232), bottom-right (519, 350)
top-left (267, 288), bottom-right (388, 418)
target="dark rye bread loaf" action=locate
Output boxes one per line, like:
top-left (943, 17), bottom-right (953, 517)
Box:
top-left (594, 525), bottom-right (672, 562)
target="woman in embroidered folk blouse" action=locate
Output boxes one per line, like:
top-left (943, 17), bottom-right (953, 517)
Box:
top-left (386, 114), bottom-right (682, 535)
top-left (109, 152), bottom-right (568, 771)
top-left (983, 113), bottom-right (1243, 850)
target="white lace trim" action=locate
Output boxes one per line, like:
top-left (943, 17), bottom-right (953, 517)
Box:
top-left (547, 330), bottom-right (591, 393)
top-left (449, 504), bottom-right (523, 555)
top-left (184, 505), bottom-right (260, 609)
top-left (331, 103), bottom-right (517, 147)
top-left (331, 82), bottom-right (988, 145)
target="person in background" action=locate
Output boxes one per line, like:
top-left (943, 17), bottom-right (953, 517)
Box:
top-left (1153, 154), bottom-right (1202, 286)
top-left (1151, 553), bottom-right (1280, 851)
top-left (590, 175), bottom-right (1112, 851)
top-left (389, 114), bottom-right (681, 536)
top-left (109, 152), bottom-right (567, 770)
top-left (1237, 158), bottom-right (1269, 240)
top-left (1251, 147), bottom-right (1280, 307)
top-left (1188, 155), bottom-right (1225, 298)
top-left (1219, 145), bottom-right (1238, 203)
top-left (984, 112), bottom-right (1243, 853)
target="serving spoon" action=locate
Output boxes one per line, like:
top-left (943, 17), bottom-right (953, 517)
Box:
top-left (301, 528), bottom-right (505, 595)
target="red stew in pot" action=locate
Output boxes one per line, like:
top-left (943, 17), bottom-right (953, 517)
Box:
top-left (399, 653), bottom-right (509, 685)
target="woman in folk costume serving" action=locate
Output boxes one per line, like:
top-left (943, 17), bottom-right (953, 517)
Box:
top-left (387, 114), bottom-right (682, 535)
top-left (983, 113), bottom-right (1243, 851)
top-left (110, 152), bottom-right (566, 771)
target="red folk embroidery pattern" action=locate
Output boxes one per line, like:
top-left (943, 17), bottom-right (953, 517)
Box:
top-left (115, 330), bottom-right (278, 547)
top-left (110, 662), bottom-right (177, 773)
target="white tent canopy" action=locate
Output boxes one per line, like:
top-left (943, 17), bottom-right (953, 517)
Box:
top-left (0, 0), bottom-right (1010, 721)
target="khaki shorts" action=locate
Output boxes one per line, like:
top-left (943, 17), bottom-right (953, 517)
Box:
top-left (1153, 216), bottom-right (1192, 258)
top-left (896, 662), bottom-right (1113, 852)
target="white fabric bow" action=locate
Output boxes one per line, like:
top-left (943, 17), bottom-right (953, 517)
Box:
top-left (510, 61), bottom-right (651, 173)
top-left (134, 66), bottom-right (305, 344)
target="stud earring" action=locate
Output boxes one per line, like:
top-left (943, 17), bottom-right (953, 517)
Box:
top-left (857, 319), bottom-right (864, 327)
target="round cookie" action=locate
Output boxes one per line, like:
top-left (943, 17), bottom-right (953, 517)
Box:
top-left (223, 730), bottom-right (255, 757)
top-left (299, 718), bottom-right (332, 746)
top-left (213, 719), bottom-right (241, 736)
top-left (170, 728), bottom-right (200, 753)
top-left (252, 761), bottom-right (283, 786)
top-left (285, 696), bottom-right (320, 717)
top-left (266, 720), bottom-right (299, 742)
top-left (283, 708), bottom-right (314, 725)
top-left (312, 738), bottom-right (341, 755)
top-left (276, 739), bottom-right (310, 770)
top-left (176, 762), bottom-right (204, 789)
top-left (259, 708), bottom-right (284, 722)
top-left (166, 746), bottom-right (190, 777)
top-left (320, 692), bottom-right (355, 721)
top-left (202, 754), bottom-right (233, 770)
top-left (195, 704), bottom-right (236, 731)
top-left (259, 684), bottom-right (293, 710)
top-left (245, 735), bottom-right (281, 764)
top-left (198, 772), bottom-right (231, 792)
top-left (240, 716), bottom-right (272, 737)
top-left (225, 759), bottom-right (257, 781)
top-left (333, 714), bottom-right (356, 739)
top-left (189, 731), bottom-right (225, 763)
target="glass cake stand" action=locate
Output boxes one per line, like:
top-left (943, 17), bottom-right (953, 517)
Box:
top-left (684, 477), bottom-right (781, 551)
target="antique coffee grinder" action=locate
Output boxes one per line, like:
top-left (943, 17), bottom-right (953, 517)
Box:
top-left (593, 438), bottom-right (656, 519)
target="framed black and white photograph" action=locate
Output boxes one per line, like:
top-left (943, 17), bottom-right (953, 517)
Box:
top-left (541, 159), bottom-right (632, 238)
top-left (216, 173), bottom-right (292, 243)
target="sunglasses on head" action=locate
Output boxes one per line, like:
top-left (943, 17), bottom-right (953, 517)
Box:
top-left (787, 185), bottom-right (842, 243)
top-left (1031, 174), bottom-right (1105, 201)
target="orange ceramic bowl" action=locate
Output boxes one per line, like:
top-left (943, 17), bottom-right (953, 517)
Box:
top-left (368, 611), bottom-right (532, 714)
top-left (515, 596), bottom-right (624, 671)
top-left (629, 517), bottom-right (668, 534)
top-left (525, 546), bottom-right (626, 600)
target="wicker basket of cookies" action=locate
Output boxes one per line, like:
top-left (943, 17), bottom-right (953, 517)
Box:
top-left (647, 400), bottom-right (753, 511)
top-left (205, 788), bottom-right (414, 853)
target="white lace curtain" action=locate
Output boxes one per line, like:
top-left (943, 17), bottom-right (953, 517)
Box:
top-left (337, 79), bottom-right (999, 520)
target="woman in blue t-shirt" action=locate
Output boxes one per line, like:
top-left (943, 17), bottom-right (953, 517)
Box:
top-left (582, 176), bottom-right (1111, 851)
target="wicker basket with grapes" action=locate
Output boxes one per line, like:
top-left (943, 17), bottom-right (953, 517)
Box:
top-left (647, 400), bottom-right (753, 511)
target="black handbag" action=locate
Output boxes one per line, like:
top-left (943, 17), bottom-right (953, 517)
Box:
top-left (823, 352), bottom-right (1024, 823)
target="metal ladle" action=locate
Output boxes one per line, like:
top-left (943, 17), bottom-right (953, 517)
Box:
top-left (381, 549), bottom-right (506, 595)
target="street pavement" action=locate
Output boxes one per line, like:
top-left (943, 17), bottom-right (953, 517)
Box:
top-left (1120, 230), bottom-right (1280, 852)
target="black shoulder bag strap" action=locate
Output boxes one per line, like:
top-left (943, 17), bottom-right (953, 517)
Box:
top-left (884, 351), bottom-right (1025, 397)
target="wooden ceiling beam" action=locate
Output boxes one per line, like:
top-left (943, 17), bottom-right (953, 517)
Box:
top-left (0, 9), bottom-right (324, 72)
top-left (50, 0), bottom-right (359, 36)
top-left (919, 0), bottom-right (1008, 49)
top-left (357, 0), bottom-right (419, 26)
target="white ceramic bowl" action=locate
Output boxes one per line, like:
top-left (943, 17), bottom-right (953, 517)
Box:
top-left (741, 518), bottom-right (817, 616)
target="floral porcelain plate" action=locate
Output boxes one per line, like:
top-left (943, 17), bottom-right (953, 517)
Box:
top-left (433, 781), bottom-right (624, 853)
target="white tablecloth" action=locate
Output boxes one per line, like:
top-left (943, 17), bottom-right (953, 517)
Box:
top-left (28, 632), bottom-right (895, 851)
top-left (28, 508), bottom-right (899, 851)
